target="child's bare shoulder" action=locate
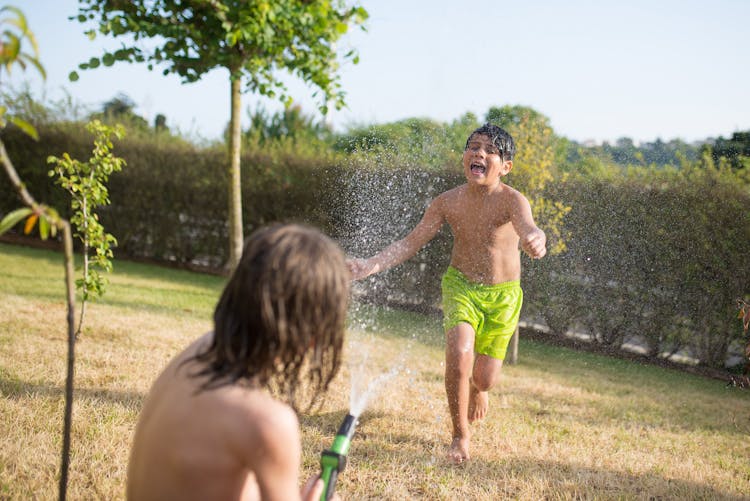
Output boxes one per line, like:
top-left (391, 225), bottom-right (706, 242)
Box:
top-left (437, 184), bottom-right (467, 205)
top-left (223, 388), bottom-right (299, 455)
top-left (498, 183), bottom-right (530, 206)
top-left (232, 387), bottom-right (296, 428)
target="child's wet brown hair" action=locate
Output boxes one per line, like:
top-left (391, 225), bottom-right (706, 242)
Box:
top-left (465, 123), bottom-right (516, 161)
top-left (190, 224), bottom-right (350, 410)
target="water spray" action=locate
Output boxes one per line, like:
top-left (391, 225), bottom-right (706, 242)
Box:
top-left (318, 337), bottom-right (401, 499)
top-left (319, 413), bottom-right (358, 501)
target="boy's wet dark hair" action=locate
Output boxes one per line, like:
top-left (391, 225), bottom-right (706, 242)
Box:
top-left (465, 123), bottom-right (516, 161)
top-left (190, 224), bottom-right (350, 410)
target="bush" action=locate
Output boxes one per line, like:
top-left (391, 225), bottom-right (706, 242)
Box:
top-left (3, 117), bottom-right (748, 369)
top-left (528, 163), bottom-right (750, 367)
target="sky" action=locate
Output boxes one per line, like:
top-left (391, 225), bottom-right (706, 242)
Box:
top-left (19, 0), bottom-right (750, 144)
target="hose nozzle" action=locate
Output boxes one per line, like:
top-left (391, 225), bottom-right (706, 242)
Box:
top-left (319, 413), bottom-right (358, 500)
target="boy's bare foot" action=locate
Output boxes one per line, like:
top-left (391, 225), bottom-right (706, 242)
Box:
top-left (447, 437), bottom-right (470, 464)
top-left (468, 385), bottom-right (489, 423)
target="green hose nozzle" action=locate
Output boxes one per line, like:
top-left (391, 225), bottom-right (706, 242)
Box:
top-left (320, 413), bottom-right (358, 501)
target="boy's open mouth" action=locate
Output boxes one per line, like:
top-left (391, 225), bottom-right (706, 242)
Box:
top-left (470, 163), bottom-right (486, 175)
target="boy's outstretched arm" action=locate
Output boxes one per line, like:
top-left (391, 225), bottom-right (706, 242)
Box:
top-left (348, 198), bottom-right (445, 280)
top-left (510, 192), bottom-right (547, 259)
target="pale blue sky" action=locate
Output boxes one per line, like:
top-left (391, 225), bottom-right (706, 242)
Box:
top-left (22, 0), bottom-right (750, 143)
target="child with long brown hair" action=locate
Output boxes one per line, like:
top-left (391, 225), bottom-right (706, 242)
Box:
top-left (127, 224), bottom-right (350, 500)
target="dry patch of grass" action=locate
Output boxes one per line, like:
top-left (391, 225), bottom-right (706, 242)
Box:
top-left (0, 244), bottom-right (217, 499)
top-left (2, 243), bottom-right (750, 500)
top-left (304, 318), bottom-right (750, 500)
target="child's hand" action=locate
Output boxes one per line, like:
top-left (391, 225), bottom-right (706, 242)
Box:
top-left (301, 476), bottom-right (341, 501)
top-left (347, 258), bottom-right (379, 280)
top-left (301, 476), bottom-right (325, 501)
top-left (521, 229), bottom-right (547, 259)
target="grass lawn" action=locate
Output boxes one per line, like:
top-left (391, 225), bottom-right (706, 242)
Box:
top-left (1, 242), bottom-right (749, 500)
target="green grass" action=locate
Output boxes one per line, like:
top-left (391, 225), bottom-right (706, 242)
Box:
top-left (1, 242), bottom-right (749, 500)
top-left (0, 243), bottom-right (224, 317)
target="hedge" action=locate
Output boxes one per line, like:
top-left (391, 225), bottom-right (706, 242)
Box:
top-left (2, 125), bottom-right (748, 368)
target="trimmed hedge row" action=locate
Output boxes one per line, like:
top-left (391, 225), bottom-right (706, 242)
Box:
top-left (1, 125), bottom-right (748, 368)
top-left (0, 125), bottom-right (349, 269)
top-left (524, 169), bottom-right (750, 368)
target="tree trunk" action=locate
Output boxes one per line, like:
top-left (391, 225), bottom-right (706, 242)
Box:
top-left (507, 325), bottom-right (519, 364)
top-left (509, 262), bottom-right (522, 365)
top-left (0, 139), bottom-right (77, 501)
top-left (58, 222), bottom-right (76, 501)
top-left (227, 73), bottom-right (244, 271)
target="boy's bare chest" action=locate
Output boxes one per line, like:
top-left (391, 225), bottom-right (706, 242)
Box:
top-left (443, 199), bottom-right (516, 245)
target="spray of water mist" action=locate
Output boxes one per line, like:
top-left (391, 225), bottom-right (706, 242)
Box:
top-left (338, 150), bottom-right (433, 390)
top-left (319, 133), bottom-right (460, 500)
top-left (348, 351), bottom-right (401, 417)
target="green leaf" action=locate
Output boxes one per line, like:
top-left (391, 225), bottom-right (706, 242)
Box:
top-left (21, 51), bottom-right (46, 79)
top-left (0, 207), bottom-right (32, 235)
top-left (355, 7), bottom-right (369, 21)
top-left (116, 49), bottom-right (134, 61)
top-left (46, 207), bottom-right (60, 220)
top-left (38, 214), bottom-right (50, 240)
top-left (8, 116), bottom-right (39, 140)
top-left (2, 33), bottom-right (20, 61)
top-left (69, 71), bottom-right (79, 82)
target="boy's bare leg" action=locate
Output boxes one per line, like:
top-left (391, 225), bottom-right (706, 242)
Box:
top-left (444, 323), bottom-right (475, 463)
top-left (467, 381), bottom-right (488, 423)
top-left (468, 354), bottom-right (503, 422)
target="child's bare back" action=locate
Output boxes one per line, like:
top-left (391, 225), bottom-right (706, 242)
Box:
top-left (127, 333), bottom-right (301, 501)
top-left (127, 224), bottom-right (350, 500)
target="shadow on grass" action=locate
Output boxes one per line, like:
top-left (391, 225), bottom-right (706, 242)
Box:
top-left (95, 285), bottom-right (219, 317)
top-left (348, 301), bottom-right (444, 349)
top-left (0, 373), bottom-right (145, 410)
top-left (300, 408), bottom-right (391, 440)
top-left (0, 241), bottom-right (224, 314)
top-left (461, 454), bottom-right (748, 500)
top-left (0, 240), bottom-right (224, 285)
top-left (0, 240), bottom-right (64, 265)
top-left (0, 267), bottom-right (73, 303)
top-left (331, 414), bottom-right (748, 500)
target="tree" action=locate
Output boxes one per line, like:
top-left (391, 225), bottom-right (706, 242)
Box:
top-left (485, 105), bottom-right (570, 254)
top-left (154, 113), bottom-right (167, 131)
top-left (72, 0), bottom-right (369, 269)
top-left (245, 103), bottom-right (330, 145)
top-left (0, 7), bottom-right (78, 500)
top-left (333, 117), bottom-right (466, 171)
top-left (91, 92), bottom-right (149, 130)
top-left (486, 105), bottom-right (571, 363)
top-left (736, 299), bottom-right (750, 386)
top-left (48, 120), bottom-right (126, 337)
top-left (708, 130), bottom-right (750, 170)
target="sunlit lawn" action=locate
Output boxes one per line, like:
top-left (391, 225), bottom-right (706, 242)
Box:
top-left (1, 242), bottom-right (749, 500)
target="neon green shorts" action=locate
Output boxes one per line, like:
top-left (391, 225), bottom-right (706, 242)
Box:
top-left (441, 266), bottom-right (523, 360)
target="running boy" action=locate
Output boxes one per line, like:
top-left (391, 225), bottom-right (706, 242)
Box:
top-left (127, 224), bottom-right (350, 500)
top-left (348, 124), bottom-right (546, 463)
